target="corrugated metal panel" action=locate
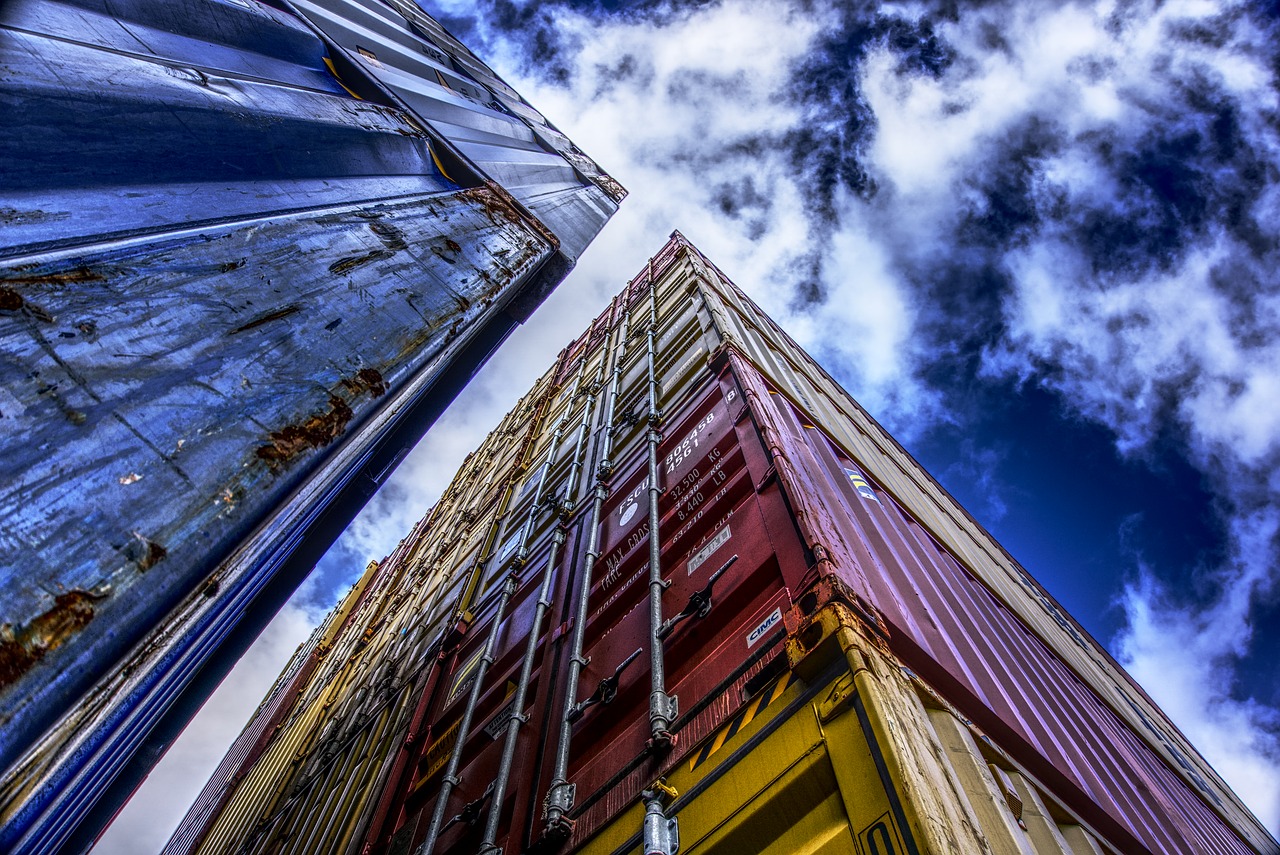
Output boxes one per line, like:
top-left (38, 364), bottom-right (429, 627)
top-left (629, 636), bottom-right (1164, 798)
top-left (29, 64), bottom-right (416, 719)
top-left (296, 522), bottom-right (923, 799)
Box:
top-left (177, 368), bottom-right (561, 854)
top-left (0, 0), bottom-right (621, 851)
top-left (286, 0), bottom-right (621, 260)
top-left (167, 234), bottom-right (1275, 855)
top-left (738, 362), bottom-right (1262, 854)
top-left (164, 558), bottom-right (384, 854)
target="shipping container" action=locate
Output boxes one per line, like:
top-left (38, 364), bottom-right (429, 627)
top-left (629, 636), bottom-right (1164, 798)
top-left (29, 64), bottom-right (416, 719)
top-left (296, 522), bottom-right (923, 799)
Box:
top-left (170, 234), bottom-right (1278, 855)
top-left (0, 1), bottom-right (622, 851)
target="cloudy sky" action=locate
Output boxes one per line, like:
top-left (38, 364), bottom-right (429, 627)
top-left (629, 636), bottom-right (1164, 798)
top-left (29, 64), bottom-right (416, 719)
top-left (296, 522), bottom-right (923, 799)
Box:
top-left (96, 0), bottom-right (1280, 849)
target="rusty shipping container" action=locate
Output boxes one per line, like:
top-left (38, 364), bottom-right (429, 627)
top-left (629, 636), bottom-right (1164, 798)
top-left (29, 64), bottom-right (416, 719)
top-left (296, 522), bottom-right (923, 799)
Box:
top-left (169, 234), bottom-right (1277, 855)
top-left (0, 1), bottom-right (623, 851)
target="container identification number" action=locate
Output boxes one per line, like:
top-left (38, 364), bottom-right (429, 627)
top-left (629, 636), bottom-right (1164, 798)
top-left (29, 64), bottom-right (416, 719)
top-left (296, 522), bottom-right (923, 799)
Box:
top-left (664, 409), bottom-right (716, 475)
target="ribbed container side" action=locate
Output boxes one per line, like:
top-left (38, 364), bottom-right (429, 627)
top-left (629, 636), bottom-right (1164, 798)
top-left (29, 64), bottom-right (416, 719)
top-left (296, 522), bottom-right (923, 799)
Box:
top-left (164, 621), bottom-right (326, 855)
top-left (185, 367), bottom-right (562, 855)
top-left (398, 252), bottom-right (797, 854)
top-left (172, 234), bottom-right (1274, 855)
top-left (287, 0), bottom-right (621, 260)
top-left (734, 356), bottom-right (1263, 855)
top-left (0, 183), bottom-right (555, 851)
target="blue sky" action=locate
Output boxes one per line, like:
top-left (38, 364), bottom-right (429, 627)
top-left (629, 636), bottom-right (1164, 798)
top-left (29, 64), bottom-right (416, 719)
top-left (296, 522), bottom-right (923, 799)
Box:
top-left (96, 0), bottom-right (1280, 849)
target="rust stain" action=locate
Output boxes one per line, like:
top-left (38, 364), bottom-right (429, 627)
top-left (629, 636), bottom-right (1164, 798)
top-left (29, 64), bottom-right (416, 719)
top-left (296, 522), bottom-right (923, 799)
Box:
top-left (0, 285), bottom-right (54, 322)
top-left (255, 368), bottom-right (391, 464)
top-left (229, 304), bottom-right (301, 335)
top-left (328, 218), bottom-right (409, 275)
top-left (329, 249), bottom-right (396, 275)
top-left (0, 590), bottom-right (107, 689)
top-left (368, 220), bottom-right (408, 251)
top-left (459, 185), bottom-right (524, 227)
top-left (128, 532), bottom-right (169, 571)
top-left (0, 286), bottom-right (21, 312)
top-left (219, 259), bottom-right (247, 273)
top-left (355, 368), bottom-right (387, 397)
top-left (459, 183), bottom-right (560, 252)
top-left (0, 207), bottom-right (70, 226)
top-left (0, 266), bottom-right (104, 286)
top-left (256, 395), bottom-right (355, 464)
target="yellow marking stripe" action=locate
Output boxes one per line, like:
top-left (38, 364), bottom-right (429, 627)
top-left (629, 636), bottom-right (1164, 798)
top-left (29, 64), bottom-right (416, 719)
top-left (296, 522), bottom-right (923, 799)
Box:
top-left (429, 143), bottom-right (457, 185)
top-left (415, 717), bottom-right (461, 791)
top-left (690, 672), bottom-right (796, 771)
top-left (322, 56), bottom-right (363, 100)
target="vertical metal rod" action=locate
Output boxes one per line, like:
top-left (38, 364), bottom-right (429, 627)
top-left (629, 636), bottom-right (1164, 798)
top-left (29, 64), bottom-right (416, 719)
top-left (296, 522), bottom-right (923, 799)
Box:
top-left (645, 263), bottom-right (675, 748)
top-left (543, 299), bottom-right (631, 835)
top-left (477, 330), bottom-right (613, 852)
top-left (417, 573), bottom-right (516, 855)
top-left (417, 383), bottom-right (561, 855)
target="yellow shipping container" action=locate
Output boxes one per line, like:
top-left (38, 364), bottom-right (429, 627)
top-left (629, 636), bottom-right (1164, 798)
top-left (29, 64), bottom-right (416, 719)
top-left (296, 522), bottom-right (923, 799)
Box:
top-left (579, 601), bottom-right (1111, 855)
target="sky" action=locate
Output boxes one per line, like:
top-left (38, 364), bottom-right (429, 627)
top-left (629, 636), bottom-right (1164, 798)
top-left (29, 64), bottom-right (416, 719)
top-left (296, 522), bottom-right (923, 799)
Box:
top-left (94, 0), bottom-right (1280, 849)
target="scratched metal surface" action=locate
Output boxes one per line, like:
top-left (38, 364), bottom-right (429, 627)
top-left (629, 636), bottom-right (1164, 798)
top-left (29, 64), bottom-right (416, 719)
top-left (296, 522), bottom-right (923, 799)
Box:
top-left (0, 1), bottom-right (621, 852)
top-left (0, 186), bottom-right (551, 740)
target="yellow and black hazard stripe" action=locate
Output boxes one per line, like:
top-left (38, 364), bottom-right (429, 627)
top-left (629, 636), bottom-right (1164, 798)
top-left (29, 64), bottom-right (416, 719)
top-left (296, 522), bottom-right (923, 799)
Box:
top-left (690, 671), bottom-right (798, 771)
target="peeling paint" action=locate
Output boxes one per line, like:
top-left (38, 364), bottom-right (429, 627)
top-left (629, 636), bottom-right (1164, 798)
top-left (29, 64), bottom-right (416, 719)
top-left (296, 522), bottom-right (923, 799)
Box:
top-left (127, 532), bottom-right (169, 571)
top-left (0, 590), bottom-right (107, 689)
top-left (256, 396), bottom-right (355, 464)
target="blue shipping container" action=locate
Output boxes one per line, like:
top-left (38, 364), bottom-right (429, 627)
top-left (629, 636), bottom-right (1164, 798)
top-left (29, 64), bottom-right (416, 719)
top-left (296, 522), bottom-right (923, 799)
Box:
top-left (0, 1), bottom-right (622, 851)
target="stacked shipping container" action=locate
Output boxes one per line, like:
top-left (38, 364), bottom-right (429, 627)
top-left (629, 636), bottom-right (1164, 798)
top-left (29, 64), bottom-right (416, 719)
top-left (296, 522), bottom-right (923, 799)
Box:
top-left (0, 1), bottom-right (621, 851)
top-left (172, 234), bottom-right (1277, 855)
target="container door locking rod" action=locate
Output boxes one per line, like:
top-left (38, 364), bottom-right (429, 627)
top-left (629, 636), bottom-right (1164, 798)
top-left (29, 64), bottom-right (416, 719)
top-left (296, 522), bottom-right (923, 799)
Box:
top-left (418, 375), bottom-right (564, 855)
top-left (543, 299), bottom-right (632, 839)
top-left (417, 570), bottom-right (517, 855)
top-left (477, 317), bottom-right (616, 855)
top-left (656, 555), bottom-right (737, 640)
top-left (644, 262), bottom-right (676, 749)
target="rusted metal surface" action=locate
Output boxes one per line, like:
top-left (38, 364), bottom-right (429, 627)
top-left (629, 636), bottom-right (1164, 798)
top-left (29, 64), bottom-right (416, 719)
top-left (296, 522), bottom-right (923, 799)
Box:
top-left (0, 0), bottom-right (622, 851)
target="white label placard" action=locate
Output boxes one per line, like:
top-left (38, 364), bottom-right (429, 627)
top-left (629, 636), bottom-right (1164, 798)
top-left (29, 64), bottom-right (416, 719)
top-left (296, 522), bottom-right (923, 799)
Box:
top-left (746, 607), bottom-right (783, 648)
top-left (687, 524), bottom-right (731, 575)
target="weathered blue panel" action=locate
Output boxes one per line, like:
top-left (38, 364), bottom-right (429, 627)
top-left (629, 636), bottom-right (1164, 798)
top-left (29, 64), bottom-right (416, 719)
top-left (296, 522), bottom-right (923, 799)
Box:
top-left (0, 187), bottom-right (553, 741)
top-left (0, 0), bottom-right (621, 851)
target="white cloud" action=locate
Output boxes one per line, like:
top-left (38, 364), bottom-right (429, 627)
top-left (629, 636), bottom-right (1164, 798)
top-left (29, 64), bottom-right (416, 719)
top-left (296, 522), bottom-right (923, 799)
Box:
top-left (1116, 508), bottom-right (1280, 832)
